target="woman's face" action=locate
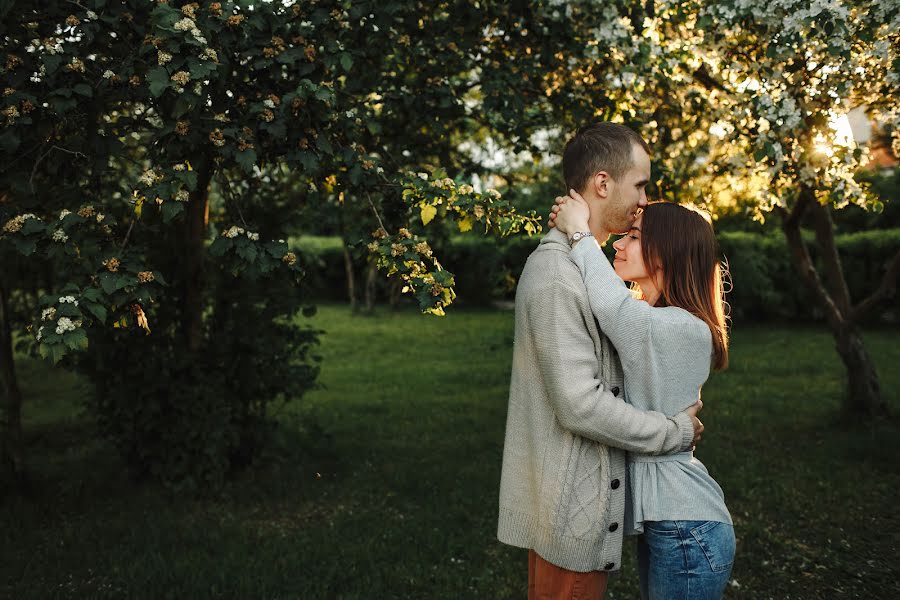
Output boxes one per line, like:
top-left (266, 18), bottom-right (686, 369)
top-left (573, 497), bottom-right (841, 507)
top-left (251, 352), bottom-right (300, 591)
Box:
top-left (611, 214), bottom-right (650, 283)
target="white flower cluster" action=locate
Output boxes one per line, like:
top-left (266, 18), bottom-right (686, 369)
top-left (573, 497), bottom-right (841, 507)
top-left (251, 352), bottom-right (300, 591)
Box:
top-left (59, 209), bottom-right (71, 220)
top-left (102, 70), bottom-right (115, 79)
top-left (41, 307), bottom-right (56, 321)
top-left (55, 316), bottom-right (80, 335)
top-left (756, 93), bottom-right (802, 135)
top-left (588, 5), bottom-right (638, 55)
top-left (173, 17), bottom-right (208, 45)
top-left (59, 295), bottom-right (78, 306)
top-left (174, 190), bottom-right (190, 202)
top-left (223, 226), bottom-right (260, 241)
top-left (85, 10), bottom-right (98, 20)
top-left (2, 213), bottom-right (39, 234)
top-left (51, 229), bottom-right (68, 243)
top-left (139, 169), bottom-right (160, 186)
top-left (36, 326), bottom-right (44, 341)
top-left (432, 177), bottom-right (455, 190)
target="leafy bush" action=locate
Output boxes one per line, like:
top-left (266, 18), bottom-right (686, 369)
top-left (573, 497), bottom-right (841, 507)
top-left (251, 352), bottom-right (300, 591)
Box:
top-left (297, 230), bottom-right (900, 321)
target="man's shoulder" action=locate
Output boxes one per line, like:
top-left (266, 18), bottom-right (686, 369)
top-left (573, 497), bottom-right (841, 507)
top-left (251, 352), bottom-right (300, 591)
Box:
top-left (520, 243), bottom-right (584, 294)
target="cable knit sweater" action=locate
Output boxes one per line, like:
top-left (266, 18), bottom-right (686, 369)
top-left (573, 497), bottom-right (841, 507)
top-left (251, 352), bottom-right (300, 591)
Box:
top-left (497, 228), bottom-right (694, 573)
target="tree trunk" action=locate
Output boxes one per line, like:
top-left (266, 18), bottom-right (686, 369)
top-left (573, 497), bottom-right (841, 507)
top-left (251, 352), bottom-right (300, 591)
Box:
top-left (364, 260), bottom-right (377, 314)
top-left (0, 278), bottom-right (26, 485)
top-left (341, 242), bottom-right (357, 312)
top-left (835, 323), bottom-right (887, 418)
top-left (779, 191), bottom-right (889, 419)
top-left (183, 162), bottom-right (214, 353)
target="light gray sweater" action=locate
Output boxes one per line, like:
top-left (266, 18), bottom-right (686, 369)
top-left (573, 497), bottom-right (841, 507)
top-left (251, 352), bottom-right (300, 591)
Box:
top-left (497, 229), bottom-right (694, 573)
top-left (570, 238), bottom-right (732, 534)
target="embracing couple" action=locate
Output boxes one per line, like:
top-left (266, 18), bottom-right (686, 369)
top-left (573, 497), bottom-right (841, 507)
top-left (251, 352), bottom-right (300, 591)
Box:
top-left (498, 123), bottom-right (734, 600)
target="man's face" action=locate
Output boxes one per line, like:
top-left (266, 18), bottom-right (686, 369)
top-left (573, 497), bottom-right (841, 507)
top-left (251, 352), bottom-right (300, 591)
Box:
top-left (595, 144), bottom-right (651, 235)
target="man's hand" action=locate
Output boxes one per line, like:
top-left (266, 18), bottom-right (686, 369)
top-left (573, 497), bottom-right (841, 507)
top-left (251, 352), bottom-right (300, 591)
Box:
top-left (685, 400), bottom-right (704, 449)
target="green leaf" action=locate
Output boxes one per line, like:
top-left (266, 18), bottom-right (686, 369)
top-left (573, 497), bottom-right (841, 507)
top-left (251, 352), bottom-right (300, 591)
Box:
top-left (12, 237), bottom-right (37, 256)
top-left (236, 148), bottom-right (257, 174)
top-left (209, 237), bottom-right (232, 257)
top-left (99, 272), bottom-right (118, 295)
top-left (237, 243), bottom-right (258, 262)
top-left (161, 202), bottom-right (184, 223)
top-left (64, 329), bottom-right (89, 351)
top-left (316, 136), bottom-right (333, 155)
top-left (73, 83), bottom-right (93, 97)
top-left (147, 67), bottom-right (170, 97)
top-left (81, 287), bottom-right (102, 302)
top-left (115, 275), bottom-right (134, 291)
top-left (340, 52), bottom-right (353, 72)
top-left (180, 170), bottom-right (198, 191)
top-left (298, 151), bottom-right (318, 172)
top-left (0, 130), bottom-right (20, 153)
top-left (85, 302), bottom-right (107, 324)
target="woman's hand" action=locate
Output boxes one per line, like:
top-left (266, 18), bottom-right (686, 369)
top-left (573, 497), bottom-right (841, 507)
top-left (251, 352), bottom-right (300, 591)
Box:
top-left (548, 189), bottom-right (591, 235)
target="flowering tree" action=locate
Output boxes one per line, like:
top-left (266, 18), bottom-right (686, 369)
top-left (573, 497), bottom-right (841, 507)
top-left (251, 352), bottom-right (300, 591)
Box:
top-left (655, 0), bottom-right (899, 418)
top-left (520, 0), bottom-right (898, 418)
top-left (0, 1), bottom-right (543, 486)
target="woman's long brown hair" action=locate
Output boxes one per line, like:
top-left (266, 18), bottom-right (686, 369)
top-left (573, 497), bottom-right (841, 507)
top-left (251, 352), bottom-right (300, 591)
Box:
top-left (638, 202), bottom-right (730, 370)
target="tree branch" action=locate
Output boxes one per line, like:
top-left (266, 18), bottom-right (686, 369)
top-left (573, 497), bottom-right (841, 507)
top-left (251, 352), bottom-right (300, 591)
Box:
top-left (779, 200), bottom-right (845, 331)
top-left (850, 249), bottom-right (900, 323)
top-left (30, 146), bottom-right (88, 193)
top-left (810, 201), bottom-right (852, 313)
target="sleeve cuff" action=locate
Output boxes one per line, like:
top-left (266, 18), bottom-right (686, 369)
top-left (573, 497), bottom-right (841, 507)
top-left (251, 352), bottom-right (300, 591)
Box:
top-left (671, 411), bottom-right (695, 452)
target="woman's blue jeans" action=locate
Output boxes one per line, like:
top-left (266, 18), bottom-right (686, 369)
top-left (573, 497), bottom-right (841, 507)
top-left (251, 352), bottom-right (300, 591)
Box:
top-left (637, 520), bottom-right (735, 600)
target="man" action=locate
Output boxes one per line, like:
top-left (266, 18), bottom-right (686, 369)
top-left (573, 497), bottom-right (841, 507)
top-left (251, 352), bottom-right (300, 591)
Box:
top-left (497, 123), bottom-right (703, 599)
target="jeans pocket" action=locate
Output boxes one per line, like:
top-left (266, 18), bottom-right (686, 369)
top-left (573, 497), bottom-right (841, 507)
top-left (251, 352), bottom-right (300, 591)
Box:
top-left (642, 520), bottom-right (680, 536)
top-left (689, 521), bottom-right (736, 573)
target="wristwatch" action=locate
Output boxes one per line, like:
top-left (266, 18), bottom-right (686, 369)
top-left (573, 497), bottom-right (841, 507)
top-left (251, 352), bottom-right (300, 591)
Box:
top-left (569, 231), bottom-right (593, 245)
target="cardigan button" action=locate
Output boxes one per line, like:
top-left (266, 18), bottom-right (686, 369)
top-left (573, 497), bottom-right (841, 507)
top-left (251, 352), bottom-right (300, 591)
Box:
top-left (608, 522), bottom-right (619, 532)
top-left (604, 562), bottom-right (615, 570)
top-left (611, 386), bottom-right (620, 396)
top-left (610, 479), bottom-right (620, 490)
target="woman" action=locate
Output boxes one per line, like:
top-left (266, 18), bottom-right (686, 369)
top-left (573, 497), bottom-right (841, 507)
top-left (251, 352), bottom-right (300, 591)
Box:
top-left (550, 191), bottom-right (735, 600)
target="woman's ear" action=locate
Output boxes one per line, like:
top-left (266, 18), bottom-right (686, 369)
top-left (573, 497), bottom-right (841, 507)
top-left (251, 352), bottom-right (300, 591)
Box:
top-left (592, 171), bottom-right (610, 199)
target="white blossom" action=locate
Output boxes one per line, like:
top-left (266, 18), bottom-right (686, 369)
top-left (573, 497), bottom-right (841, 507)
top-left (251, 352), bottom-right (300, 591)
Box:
top-left (55, 316), bottom-right (77, 335)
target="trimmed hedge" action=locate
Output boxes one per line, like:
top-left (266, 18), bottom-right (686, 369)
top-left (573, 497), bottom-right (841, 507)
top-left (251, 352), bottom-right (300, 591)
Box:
top-left (294, 230), bottom-right (900, 322)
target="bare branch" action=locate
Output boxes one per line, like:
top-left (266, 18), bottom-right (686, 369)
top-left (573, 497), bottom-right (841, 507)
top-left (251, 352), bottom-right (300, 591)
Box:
top-left (366, 191), bottom-right (388, 233)
top-left (30, 146), bottom-right (88, 193)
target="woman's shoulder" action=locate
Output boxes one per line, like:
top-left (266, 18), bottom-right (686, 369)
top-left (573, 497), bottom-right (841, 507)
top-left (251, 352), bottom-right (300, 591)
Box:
top-left (652, 306), bottom-right (712, 342)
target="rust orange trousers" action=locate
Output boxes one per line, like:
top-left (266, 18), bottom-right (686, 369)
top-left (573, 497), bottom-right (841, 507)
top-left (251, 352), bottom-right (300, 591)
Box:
top-left (527, 550), bottom-right (609, 600)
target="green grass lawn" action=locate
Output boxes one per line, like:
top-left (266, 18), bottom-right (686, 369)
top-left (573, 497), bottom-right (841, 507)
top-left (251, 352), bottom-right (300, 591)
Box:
top-left (2, 305), bottom-right (899, 599)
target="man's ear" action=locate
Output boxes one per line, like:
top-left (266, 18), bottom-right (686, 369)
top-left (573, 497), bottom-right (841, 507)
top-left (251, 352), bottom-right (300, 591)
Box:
top-left (592, 171), bottom-right (610, 199)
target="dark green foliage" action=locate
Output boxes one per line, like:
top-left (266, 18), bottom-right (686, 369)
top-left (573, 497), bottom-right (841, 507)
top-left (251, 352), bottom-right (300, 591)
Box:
top-left (295, 230), bottom-right (900, 320)
top-left (77, 262), bottom-right (320, 491)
